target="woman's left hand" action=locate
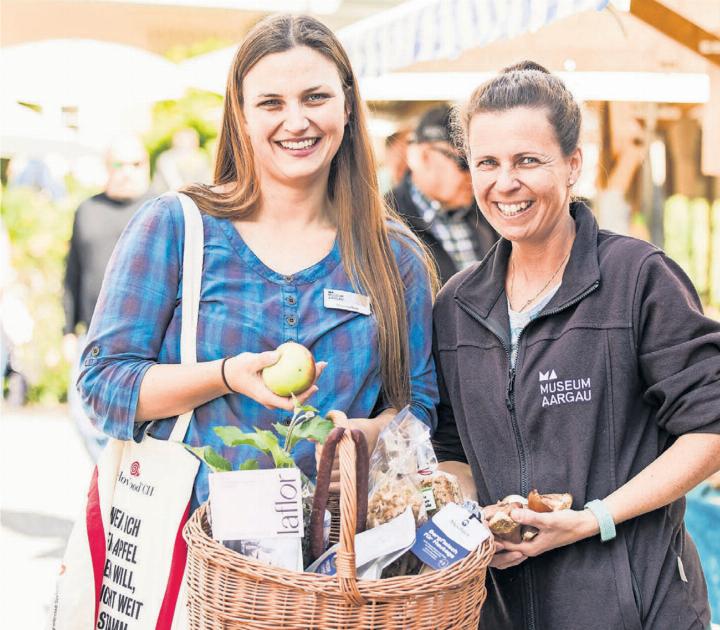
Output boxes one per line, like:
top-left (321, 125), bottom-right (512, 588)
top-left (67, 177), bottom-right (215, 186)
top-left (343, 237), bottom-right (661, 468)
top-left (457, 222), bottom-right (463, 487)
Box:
top-left (315, 410), bottom-right (384, 493)
top-left (500, 507), bottom-right (599, 558)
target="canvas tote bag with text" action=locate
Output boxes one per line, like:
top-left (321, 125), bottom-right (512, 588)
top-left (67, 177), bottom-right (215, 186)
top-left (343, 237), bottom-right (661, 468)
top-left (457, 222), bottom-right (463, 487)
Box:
top-left (51, 193), bottom-right (205, 630)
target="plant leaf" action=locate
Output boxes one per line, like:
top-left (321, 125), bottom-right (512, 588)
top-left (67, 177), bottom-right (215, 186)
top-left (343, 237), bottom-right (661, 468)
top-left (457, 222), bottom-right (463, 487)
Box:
top-left (185, 445), bottom-right (232, 473)
top-left (239, 458), bottom-right (260, 470)
top-left (274, 414), bottom-right (334, 451)
top-left (214, 426), bottom-right (278, 452)
top-left (214, 425), bottom-right (256, 447)
top-left (290, 393), bottom-right (318, 415)
top-left (213, 426), bottom-right (293, 468)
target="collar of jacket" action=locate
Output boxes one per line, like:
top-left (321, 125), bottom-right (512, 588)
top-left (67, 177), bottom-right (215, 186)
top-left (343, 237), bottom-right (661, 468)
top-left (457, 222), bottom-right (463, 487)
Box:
top-left (453, 200), bottom-right (601, 320)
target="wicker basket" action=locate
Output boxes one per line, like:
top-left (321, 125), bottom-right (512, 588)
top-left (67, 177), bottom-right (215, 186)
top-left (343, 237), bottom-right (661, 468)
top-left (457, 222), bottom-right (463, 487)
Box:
top-left (183, 429), bottom-right (494, 629)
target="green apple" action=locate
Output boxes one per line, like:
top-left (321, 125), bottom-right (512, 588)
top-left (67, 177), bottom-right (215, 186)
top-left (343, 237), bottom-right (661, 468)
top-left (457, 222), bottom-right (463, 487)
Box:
top-left (262, 342), bottom-right (316, 397)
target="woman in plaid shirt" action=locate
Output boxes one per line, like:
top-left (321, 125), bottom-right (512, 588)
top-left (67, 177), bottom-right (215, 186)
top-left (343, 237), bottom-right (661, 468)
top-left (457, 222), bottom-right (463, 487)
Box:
top-left (78, 15), bottom-right (439, 509)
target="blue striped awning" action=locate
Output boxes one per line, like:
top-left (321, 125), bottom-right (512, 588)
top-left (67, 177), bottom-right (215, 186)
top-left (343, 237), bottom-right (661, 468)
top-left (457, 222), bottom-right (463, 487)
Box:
top-left (338, 0), bottom-right (611, 78)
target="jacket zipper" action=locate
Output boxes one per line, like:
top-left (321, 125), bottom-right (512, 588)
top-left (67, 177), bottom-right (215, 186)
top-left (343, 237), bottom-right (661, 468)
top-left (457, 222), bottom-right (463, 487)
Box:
top-left (455, 279), bottom-right (600, 630)
top-left (456, 300), bottom-right (537, 630)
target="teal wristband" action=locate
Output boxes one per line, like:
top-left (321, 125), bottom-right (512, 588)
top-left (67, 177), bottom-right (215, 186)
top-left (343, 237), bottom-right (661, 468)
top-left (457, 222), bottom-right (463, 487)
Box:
top-left (584, 499), bottom-right (616, 542)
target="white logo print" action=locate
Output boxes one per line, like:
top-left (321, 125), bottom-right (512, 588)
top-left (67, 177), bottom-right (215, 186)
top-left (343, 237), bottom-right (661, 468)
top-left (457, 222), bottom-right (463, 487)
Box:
top-left (538, 369), bottom-right (592, 407)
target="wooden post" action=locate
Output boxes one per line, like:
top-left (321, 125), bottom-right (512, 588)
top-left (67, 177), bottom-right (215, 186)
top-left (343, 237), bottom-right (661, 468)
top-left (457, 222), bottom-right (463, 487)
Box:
top-left (702, 65), bottom-right (720, 177)
top-left (630, 0), bottom-right (720, 177)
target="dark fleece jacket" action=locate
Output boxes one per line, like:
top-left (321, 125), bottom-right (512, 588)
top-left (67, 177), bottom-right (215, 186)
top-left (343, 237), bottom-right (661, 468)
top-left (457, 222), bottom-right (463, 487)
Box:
top-left (432, 201), bottom-right (718, 630)
top-left (386, 175), bottom-right (497, 285)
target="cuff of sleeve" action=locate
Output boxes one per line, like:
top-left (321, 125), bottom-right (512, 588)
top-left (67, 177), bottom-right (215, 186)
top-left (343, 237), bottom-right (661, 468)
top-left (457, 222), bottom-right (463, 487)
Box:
top-left (584, 499), bottom-right (616, 542)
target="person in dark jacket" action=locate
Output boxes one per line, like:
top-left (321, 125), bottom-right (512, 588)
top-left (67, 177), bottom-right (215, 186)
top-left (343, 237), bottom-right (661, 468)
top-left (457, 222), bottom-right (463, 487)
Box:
top-left (433, 61), bottom-right (720, 630)
top-left (63, 135), bottom-right (151, 459)
top-left (386, 105), bottom-right (497, 285)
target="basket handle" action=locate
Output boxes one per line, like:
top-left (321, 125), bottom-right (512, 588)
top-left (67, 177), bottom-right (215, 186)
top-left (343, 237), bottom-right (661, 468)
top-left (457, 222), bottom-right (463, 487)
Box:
top-left (335, 429), bottom-right (365, 605)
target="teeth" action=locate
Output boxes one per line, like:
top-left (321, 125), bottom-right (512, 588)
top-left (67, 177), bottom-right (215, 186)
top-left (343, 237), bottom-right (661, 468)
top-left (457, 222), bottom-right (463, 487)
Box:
top-left (279, 138), bottom-right (317, 150)
top-left (497, 201), bottom-right (532, 215)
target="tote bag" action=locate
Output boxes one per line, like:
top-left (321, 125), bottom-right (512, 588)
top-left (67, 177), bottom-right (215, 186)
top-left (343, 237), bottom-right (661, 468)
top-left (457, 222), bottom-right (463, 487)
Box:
top-left (51, 193), bottom-right (204, 630)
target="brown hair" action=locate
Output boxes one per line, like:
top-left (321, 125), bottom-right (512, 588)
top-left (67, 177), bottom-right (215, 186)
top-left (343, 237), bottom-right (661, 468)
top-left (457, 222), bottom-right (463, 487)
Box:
top-left (184, 14), bottom-right (437, 411)
top-left (454, 60), bottom-right (581, 157)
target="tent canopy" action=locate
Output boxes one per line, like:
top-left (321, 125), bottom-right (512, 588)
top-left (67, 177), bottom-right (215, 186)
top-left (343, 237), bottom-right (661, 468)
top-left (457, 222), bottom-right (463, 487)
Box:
top-left (337, 0), bottom-right (610, 78)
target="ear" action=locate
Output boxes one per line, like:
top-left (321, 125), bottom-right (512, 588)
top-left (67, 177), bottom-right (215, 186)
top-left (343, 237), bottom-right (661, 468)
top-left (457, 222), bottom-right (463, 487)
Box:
top-left (405, 143), bottom-right (425, 173)
top-left (567, 146), bottom-right (583, 187)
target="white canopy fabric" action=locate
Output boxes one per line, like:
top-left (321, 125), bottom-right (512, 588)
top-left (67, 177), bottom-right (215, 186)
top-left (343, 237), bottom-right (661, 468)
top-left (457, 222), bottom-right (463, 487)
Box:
top-left (180, 46), bottom-right (238, 96)
top-left (0, 39), bottom-right (186, 107)
top-left (337, 0), bottom-right (611, 78)
top-left (0, 101), bottom-right (100, 157)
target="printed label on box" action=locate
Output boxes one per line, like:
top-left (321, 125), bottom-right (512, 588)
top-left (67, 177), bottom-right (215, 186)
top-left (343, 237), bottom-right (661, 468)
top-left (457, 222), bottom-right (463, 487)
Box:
top-left (411, 503), bottom-right (490, 570)
top-left (209, 468), bottom-right (303, 541)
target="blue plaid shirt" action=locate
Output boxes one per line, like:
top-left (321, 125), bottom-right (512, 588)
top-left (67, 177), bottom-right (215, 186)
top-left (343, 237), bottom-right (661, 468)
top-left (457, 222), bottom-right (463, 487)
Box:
top-left (78, 194), bottom-right (438, 508)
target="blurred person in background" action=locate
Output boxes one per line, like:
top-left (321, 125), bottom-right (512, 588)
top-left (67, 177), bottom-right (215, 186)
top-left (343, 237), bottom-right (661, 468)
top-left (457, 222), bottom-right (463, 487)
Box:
top-left (0, 216), bottom-right (32, 405)
top-left (8, 155), bottom-right (67, 201)
top-left (386, 105), bottom-right (497, 285)
top-left (378, 129), bottom-right (410, 193)
top-left (63, 134), bottom-right (151, 460)
top-left (151, 127), bottom-right (212, 192)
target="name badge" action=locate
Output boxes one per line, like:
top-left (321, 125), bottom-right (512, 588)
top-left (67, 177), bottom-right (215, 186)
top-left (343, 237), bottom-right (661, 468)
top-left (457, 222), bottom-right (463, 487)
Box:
top-left (323, 289), bottom-right (371, 315)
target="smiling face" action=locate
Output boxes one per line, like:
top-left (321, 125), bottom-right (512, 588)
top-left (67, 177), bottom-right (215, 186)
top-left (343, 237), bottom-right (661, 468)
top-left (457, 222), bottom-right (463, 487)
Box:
top-left (468, 106), bottom-right (582, 246)
top-left (241, 46), bottom-right (348, 189)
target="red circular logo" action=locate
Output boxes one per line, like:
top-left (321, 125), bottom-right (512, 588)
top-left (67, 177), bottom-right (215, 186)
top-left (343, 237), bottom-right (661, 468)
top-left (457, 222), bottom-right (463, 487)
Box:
top-left (130, 461), bottom-right (140, 477)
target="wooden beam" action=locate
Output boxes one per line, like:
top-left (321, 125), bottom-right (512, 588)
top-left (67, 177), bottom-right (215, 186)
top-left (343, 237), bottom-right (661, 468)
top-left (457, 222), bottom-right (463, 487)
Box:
top-left (630, 0), bottom-right (720, 67)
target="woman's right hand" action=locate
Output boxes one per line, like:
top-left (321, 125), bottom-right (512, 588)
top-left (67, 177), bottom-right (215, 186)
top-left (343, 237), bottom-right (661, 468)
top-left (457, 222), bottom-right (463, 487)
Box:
top-left (482, 507), bottom-right (527, 569)
top-left (489, 538), bottom-right (527, 570)
top-left (223, 351), bottom-right (325, 411)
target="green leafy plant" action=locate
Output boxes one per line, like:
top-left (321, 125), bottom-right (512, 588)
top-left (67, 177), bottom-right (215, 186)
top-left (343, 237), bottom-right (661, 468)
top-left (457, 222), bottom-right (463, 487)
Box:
top-left (188, 398), bottom-right (333, 473)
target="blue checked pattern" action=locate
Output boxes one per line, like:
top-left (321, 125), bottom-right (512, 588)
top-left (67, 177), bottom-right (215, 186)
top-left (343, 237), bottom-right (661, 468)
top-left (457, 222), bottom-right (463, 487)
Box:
top-left (408, 181), bottom-right (478, 272)
top-left (78, 194), bottom-right (438, 509)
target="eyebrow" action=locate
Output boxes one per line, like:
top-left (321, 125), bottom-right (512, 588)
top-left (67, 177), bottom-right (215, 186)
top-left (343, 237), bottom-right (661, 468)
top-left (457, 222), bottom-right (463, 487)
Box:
top-left (471, 150), bottom-right (544, 158)
top-left (255, 85), bottom-right (330, 99)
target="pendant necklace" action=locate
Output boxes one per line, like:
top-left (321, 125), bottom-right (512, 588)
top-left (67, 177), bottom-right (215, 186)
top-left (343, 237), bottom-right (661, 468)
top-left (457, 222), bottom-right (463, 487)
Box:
top-left (509, 248), bottom-right (571, 313)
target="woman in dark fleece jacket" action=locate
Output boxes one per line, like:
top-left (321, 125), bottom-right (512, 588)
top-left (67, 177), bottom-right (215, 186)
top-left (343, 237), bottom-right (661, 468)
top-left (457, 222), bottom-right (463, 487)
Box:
top-left (433, 61), bottom-right (720, 630)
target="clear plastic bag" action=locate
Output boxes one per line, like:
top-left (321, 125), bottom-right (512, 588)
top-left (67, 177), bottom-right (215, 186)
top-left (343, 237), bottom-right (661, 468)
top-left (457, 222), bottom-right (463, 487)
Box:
top-left (367, 407), bottom-right (438, 529)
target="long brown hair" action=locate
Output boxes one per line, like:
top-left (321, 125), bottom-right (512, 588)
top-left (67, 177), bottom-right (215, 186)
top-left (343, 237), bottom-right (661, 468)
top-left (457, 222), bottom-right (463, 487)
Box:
top-left (184, 14), bottom-right (437, 411)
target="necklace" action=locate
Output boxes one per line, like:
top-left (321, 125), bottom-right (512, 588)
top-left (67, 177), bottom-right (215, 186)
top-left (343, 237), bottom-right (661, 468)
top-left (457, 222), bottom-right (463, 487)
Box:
top-left (509, 248), bottom-right (571, 313)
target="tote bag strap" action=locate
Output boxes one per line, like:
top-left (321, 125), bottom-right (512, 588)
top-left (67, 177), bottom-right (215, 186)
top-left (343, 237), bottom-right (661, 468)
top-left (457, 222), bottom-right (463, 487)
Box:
top-left (169, 192), bottom-right (204, 443)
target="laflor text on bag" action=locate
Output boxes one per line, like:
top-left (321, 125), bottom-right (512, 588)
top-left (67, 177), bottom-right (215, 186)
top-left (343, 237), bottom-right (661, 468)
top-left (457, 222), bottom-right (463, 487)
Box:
top-left (539, 369), bottom-right (592, 407)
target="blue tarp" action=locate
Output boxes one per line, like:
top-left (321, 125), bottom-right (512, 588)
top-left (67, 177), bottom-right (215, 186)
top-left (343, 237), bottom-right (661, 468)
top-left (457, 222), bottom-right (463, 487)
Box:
top-left (338, 0), bottom-right (611, 78)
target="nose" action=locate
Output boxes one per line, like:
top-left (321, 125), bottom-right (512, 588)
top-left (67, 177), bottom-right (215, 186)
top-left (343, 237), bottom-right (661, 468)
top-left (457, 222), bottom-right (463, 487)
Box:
top-left (284, 103), bottom-right (310, 134)
top-left (494, 165), bottom-right (520, 193)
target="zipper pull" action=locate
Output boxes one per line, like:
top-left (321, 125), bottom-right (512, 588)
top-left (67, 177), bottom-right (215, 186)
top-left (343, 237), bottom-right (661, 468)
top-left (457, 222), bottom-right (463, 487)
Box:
top-left (505, 368), bottom-right (516, 412)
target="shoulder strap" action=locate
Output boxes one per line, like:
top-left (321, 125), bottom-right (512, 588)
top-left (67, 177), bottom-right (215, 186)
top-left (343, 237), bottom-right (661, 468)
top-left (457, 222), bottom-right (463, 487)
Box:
top-left (169, 192), bottom-right (204, 443)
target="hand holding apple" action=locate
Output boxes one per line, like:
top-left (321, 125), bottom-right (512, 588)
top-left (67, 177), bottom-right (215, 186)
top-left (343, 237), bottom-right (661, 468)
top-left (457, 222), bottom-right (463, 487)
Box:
top-left (262, 342), bottom-right (317, 396)
top-left (222, 347), bottom-right (325, 410)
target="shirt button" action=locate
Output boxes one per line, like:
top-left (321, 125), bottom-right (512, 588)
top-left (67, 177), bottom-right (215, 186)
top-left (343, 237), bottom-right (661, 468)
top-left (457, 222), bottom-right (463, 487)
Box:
top-left (286, 316), bottom-right (297, 326)
top-left (286, 295), bottom-right (297, 305)
top-left (90, 346), bottom-right (100, 357)
top-left (284, 274), bottom-right (294, 283)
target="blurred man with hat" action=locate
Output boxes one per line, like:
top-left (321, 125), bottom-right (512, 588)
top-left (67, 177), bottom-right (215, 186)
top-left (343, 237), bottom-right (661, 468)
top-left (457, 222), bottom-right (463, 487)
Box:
top-left (386, 105), bottom-right (497, 285)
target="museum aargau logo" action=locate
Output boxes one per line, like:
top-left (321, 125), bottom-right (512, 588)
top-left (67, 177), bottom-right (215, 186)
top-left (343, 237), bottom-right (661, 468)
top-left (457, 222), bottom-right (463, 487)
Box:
top-left (538, 369), bottom-right (592, 407)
